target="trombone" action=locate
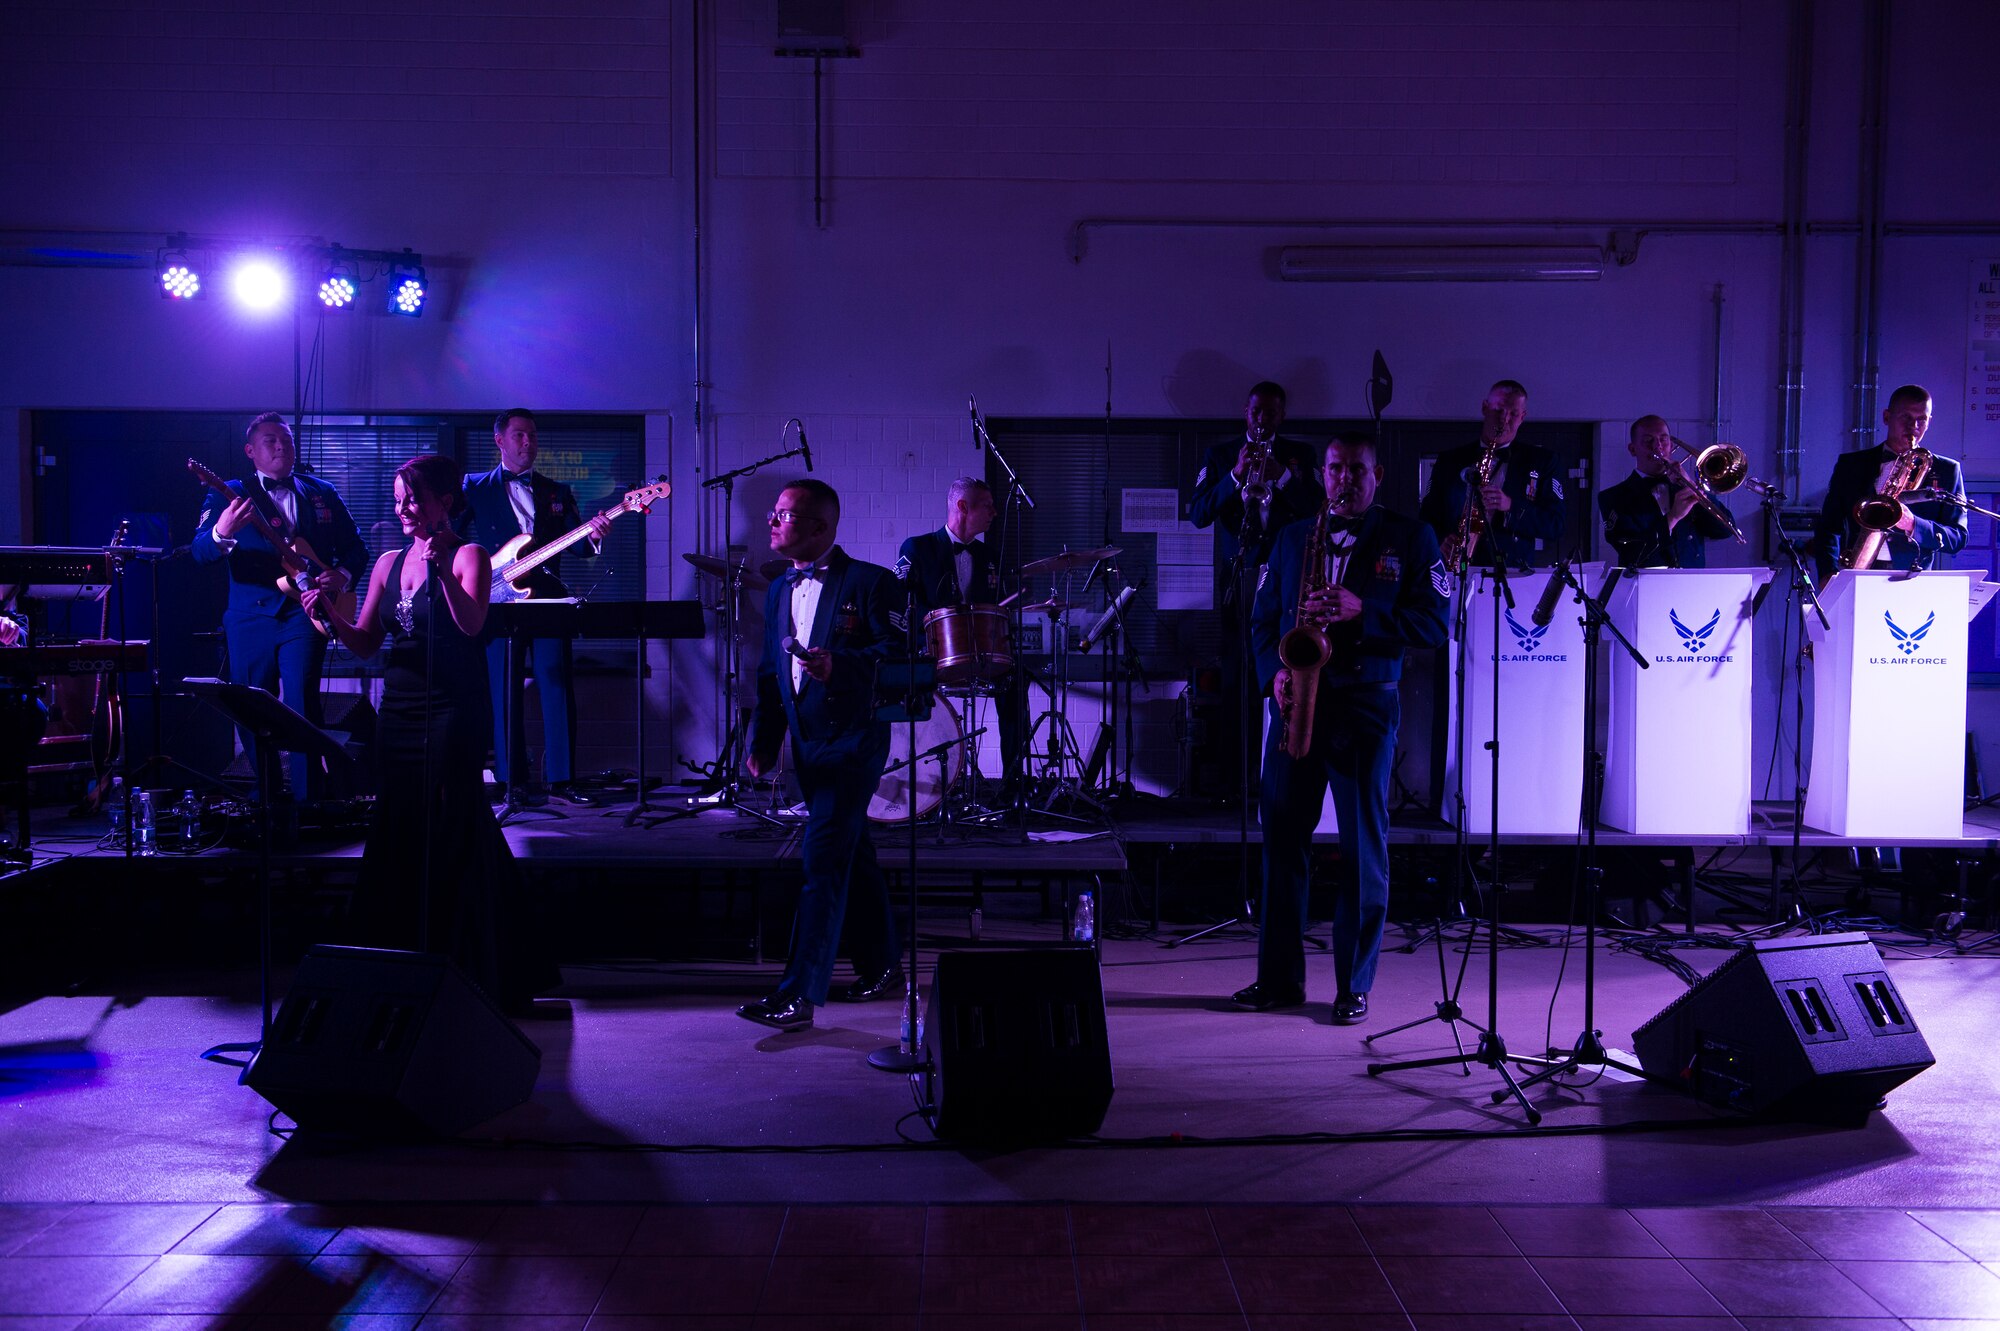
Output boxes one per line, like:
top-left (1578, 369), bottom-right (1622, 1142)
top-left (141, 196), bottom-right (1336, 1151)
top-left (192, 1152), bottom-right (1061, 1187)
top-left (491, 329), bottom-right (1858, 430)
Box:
top-left (1667, 437), bottom-right (1755, 544)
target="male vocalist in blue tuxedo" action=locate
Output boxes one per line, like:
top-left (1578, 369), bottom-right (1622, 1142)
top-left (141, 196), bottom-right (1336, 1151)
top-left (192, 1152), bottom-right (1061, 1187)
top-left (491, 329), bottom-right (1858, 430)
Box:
top-left (1233, 434), bottom-right (1449, 1026)
top-left (739, 478), bottom-right (905, 1032)
top-left (192, 411), bottom-right (368, 799)
top-left (460, 408), bottom-right (611, 804)
top-left (894, 476), bottom-right (1024, 792)
top-left (1809, 384), bottom-right (1968, 583)
top-left (1418, 379), bottom-right (1565, 569)
top-left (1599, 416), bottom-right (1738, 568)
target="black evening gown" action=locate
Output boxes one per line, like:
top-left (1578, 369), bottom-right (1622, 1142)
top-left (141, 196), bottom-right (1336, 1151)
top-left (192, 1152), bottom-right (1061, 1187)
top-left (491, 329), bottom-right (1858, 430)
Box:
top-left (355, 547), bottom-right (557, 1009)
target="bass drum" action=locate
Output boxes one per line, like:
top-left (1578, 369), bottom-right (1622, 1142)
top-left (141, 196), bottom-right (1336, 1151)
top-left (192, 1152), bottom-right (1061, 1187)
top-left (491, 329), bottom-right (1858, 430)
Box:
top-left (867, 694), bottom-right (963, 824)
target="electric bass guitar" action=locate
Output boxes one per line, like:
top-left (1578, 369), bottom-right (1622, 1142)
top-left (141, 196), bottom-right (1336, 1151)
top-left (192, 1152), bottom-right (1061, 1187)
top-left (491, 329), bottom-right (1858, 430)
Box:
top-left (187, 458), bottom-right (353, 636)
top-left (490, 478), bottom-right (671, 603)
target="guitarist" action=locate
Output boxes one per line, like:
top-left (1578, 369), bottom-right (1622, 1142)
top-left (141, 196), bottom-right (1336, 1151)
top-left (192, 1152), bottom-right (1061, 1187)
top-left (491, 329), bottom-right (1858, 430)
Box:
top-left (192, 411), bottom-right (368, 800)
top-left (460, 408), bottom-right (612, 805)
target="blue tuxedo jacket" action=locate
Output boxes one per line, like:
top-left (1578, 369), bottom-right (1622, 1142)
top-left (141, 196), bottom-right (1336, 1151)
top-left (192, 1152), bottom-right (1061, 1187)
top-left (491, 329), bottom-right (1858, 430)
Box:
top-left (1418, 438), bottom-right (1566, 569)
top-left (894, 528), bottom-right (1005, 622)
top-left (1251, 506), bottom-right (1450, 694)
top-left (1189, 434), bottom-right (1324, 575)
top-left (1598, 470), bottom-right (1736, 569)
top-left (459, 466), bottom-right (593, 595)
top-left (751, 548), bottom-right (902, 755)
top-left (1810, 445), bottom-right (1968, 582)
top-left (192, 473), bottom-right (368, 618)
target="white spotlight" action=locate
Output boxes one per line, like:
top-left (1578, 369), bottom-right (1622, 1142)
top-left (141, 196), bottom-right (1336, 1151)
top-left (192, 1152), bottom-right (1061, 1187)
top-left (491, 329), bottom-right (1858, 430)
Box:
top-left (230, 256), bottom-right (290, 311)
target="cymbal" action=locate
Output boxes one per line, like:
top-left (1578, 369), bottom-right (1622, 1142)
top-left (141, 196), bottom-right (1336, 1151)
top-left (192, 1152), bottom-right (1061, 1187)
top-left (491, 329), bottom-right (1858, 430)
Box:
top-left (1020, 597), bottom-right (1076, 615)
top-left (1020, 545), bottom-right (1120, 577)
top-left (684, 552), bottom-right (782, 593)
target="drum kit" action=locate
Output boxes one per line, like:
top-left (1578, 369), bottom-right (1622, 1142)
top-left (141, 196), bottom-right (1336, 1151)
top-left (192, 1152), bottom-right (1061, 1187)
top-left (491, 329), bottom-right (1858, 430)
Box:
top-left (685, 541), bottom-right (1128, 831)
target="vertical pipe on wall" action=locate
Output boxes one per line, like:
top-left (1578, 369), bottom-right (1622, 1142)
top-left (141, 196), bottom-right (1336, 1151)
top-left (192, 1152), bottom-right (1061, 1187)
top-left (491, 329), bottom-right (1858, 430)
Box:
top-left (1775, 0), bottom-right (1814, 497)
top-left (1851, 0), bottom-right (1889, 450)
top-left (1711, 283), bottom-right (1727, 444)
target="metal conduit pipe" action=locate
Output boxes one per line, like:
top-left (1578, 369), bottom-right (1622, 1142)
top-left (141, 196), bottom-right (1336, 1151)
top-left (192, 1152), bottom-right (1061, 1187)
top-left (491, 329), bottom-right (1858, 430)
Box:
top-left (1777, 0), bottom-right (1815, 499)
top-left (1851, 0), bottom-right (1890, 451)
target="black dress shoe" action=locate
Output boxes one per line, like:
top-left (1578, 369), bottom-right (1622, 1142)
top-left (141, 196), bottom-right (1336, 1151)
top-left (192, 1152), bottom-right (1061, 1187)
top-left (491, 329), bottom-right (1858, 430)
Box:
top-left (1332, 992), bottom-right (1369, 1025)
top-left (1231, 981), bottom-right (1306, 1011)
top-left (550, 783), bottom-right (598, 806)
top-left (836, 967), bottom-right (905, 1003)
top-left (736, 993), bottom-right (814, 1031)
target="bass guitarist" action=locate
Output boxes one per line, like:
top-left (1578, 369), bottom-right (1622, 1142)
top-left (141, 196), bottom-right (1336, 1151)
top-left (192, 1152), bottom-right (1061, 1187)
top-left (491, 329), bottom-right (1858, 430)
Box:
top-left (460, 408), bottom-right (613, 805)
top-left (192, 411), bottom-right (368, 800)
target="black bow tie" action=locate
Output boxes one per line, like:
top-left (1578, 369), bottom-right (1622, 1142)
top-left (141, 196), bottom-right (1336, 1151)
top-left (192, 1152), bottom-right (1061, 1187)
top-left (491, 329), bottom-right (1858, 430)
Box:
top-left (505, 470), bottom-right (535, 486)
top-left (1323, 514), bottom-right (1360, 535)
top-left (950, 541), bottom-right (975, 556)
top-left (261, 475), bottom-right (295, 493)
top-left (790, 566), bottom-right (823, 583)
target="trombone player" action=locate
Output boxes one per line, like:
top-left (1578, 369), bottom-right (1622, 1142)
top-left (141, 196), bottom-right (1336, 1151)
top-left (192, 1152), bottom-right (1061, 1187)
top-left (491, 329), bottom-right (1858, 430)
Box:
top-left (1810, 385), bottom-right (1967, 583)
top-left (1230, 434), bottom-right (1449, 1024)
top-left (1599, 416), bottom-right (1741, 568)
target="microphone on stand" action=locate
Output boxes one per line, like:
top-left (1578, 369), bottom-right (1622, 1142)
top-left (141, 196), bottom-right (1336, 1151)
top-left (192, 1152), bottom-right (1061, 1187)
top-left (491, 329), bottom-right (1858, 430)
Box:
top-left (1082, 558), bottom-right (1111, 595)
top-left (1077, 585), bottom-right (1137, 652)
top-left (796, 423), bottom-right (813, 473)
top-left (969, 396), bottom-right (981, 449)
top-left (1531, 558), bottom-right (1570, 628)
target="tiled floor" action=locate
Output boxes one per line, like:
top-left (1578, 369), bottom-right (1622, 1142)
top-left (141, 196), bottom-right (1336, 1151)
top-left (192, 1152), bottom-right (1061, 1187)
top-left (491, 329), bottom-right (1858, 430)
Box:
top-left (3, 1201), bottom-right (1999, 1328)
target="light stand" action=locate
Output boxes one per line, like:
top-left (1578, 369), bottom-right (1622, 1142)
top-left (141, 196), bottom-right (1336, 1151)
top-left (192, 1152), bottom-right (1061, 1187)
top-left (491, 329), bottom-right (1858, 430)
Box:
top-left (1508, 562), bottom-right (1650, 1100)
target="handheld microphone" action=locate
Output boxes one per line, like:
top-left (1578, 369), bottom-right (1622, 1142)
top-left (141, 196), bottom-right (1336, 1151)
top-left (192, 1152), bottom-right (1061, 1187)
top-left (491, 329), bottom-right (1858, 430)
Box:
top-left (780, 635), bottom-right (813, 661)
top-left (796, 423), bottom-right (813, 473)
top-left (1531, 559), bottom-right (1570, 628)
top-left (1078, 585), bottom-right (1138, 652)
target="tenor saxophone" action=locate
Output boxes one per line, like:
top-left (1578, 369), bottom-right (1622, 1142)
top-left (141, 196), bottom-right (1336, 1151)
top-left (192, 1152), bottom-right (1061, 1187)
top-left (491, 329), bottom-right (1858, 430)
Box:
top-left (1845, 446), bottom-right (1933, 571)
top-left (1276, 505), bottom-right (1335, 760)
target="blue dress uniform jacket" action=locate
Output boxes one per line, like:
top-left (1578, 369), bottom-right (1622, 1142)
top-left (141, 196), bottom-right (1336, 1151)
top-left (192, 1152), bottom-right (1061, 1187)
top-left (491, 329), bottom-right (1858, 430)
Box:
top-left (1598, 471), bottom-right (1737, 569)
top-left (1809, 445), bottom-right (1968, 583)
top-left (894, 528), bottom-right (1004, 620)
top-left (751, 548), bottom-right (905, 1006)
top-left (1189, 435), bottom-right (1324, 575)
top-left (1418, 439), bottom-right (1566, 569)
top-left (1249, 506), bottom-right (1449, 1001)
top-left (458, 465), bottom-right (595, 785)
top-left (191, 472), bottom-right (368, 798)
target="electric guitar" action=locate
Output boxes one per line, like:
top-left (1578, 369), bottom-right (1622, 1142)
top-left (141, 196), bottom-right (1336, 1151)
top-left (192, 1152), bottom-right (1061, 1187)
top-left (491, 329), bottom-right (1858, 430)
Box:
top-left (490, 478), bottom-right (671, 603)
top-left (187, 458), bottom-right (354, 636)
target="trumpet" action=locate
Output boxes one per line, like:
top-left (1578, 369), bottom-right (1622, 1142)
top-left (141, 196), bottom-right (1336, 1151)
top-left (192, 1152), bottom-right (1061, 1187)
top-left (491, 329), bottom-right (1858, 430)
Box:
top-left (1667, 437), bottom-right (1749, 544)
top-left (1240, 430), bottom-right (1276, 506)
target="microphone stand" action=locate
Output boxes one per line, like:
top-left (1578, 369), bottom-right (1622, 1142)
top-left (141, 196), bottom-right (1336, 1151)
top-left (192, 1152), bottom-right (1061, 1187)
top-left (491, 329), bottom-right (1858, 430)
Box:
top-left (870, 589), bottom-right (933, 1074)
top-left (972, 403), bottom-right (1035, 841)
top-left (1754, 492), bottom-right (1826, 930)
top-left (1509, 562), bottom-right (1650, 1100)
top-left (694, 440), bottom-right (810, 824)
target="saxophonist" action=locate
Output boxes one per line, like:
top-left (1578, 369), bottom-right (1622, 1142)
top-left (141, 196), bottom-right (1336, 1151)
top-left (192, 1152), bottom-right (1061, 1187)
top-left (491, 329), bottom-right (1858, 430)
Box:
top-left (1810, 385), bottom-right (1967, 583)
top-left (1231, 434), bottom-right (1450, 1024)
top-left (1418, 379), bottom-right (1564, 569)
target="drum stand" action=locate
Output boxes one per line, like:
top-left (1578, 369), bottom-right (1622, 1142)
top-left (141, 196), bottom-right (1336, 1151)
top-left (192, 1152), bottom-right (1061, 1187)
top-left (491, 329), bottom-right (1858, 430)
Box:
top-left (1023, 606), bottom-right (1103, 825)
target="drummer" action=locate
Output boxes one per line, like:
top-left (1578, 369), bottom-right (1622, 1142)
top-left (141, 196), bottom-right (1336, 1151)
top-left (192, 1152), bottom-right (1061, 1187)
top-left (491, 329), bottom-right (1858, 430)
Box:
top-left (894, 478), bottom-right (1023, 797)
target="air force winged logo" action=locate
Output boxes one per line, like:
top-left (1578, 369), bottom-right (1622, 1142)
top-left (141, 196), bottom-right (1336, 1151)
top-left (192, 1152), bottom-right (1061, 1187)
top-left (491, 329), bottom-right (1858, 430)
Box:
top-left (1670, 608), bottom-right (1721, 654)
top-left (1504, 609), bottom-right (1550, 654)
top-left (1886, 609), bottom-right (1935, 655)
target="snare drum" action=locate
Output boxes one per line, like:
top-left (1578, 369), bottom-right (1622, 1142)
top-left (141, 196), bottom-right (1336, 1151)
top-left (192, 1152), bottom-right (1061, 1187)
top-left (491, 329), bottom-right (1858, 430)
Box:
top-left (868, 694), bottom-right (963, 824)
top-left (922, 603), bottom-right (1012, 684)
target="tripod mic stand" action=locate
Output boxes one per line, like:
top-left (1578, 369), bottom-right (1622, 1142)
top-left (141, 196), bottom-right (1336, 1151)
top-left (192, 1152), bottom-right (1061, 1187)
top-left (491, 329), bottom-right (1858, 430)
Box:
top-left (1508, 562), bottom-right (1650, 1101)
top-left (1369, 545), bottom-right (1556, 1125)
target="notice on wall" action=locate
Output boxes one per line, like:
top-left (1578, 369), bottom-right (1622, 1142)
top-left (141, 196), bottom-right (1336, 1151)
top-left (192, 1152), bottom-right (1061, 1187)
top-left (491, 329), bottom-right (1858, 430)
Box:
top-left (1968, 259), bottom-right (2000, 466)
top-left (1155, 561), bottom-right (1214, 611)
top-left (1121, 487), bottom-right (1182, 533)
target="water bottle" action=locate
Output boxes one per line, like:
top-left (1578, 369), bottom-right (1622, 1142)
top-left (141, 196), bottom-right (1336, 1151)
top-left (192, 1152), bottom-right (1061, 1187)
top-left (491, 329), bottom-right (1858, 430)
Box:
top-left (176, 790), bottom-right (202, 850)
top-left (1071, 889), bottom-right (1096, 943)
top-left (134, 789), bottom-right (158, 856)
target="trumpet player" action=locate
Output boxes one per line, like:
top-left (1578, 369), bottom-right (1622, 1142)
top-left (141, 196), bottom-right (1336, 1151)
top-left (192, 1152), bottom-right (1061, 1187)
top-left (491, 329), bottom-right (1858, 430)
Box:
top-left (1418, 379), bottom-right (1564, 569)
top-left (1810, 385), bottom-right (1967, 582)
top-left (1230, 434), bottom-right (1449, 1024)
top-left (1191, 380), bottom-right (1324, 795)
top-left (1599, 416), bottom-right (1739, 568)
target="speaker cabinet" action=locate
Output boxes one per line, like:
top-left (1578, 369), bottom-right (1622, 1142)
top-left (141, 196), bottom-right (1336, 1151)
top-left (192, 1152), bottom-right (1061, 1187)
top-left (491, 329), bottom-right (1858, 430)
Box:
top-left (922, 947), bottom-right (1113, 1141)
top-left (246, 945), bottom-right (540, 1137)
top-left (1632, 932), bottom-right (1933, 1118)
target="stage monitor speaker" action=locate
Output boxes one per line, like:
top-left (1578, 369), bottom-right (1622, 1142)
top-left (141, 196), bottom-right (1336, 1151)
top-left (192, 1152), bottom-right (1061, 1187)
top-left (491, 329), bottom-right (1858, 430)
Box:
top-left (922, 947), bottom-right (1112, 1141)
top-left (1632, 932), bottom-right (1933, 1119)
top-left (245, 945), bottom-right (540, 1138)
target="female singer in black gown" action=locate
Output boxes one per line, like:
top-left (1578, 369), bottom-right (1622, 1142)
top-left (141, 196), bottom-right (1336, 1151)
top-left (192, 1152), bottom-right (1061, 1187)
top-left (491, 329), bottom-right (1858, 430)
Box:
top-left (305, 454), bottom-right (555, 1010)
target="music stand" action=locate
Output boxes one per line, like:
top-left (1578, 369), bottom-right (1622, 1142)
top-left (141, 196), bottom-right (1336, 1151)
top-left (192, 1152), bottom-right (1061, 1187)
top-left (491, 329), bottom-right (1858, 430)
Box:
top-left (179, 677), bottom-right (357, 1069)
